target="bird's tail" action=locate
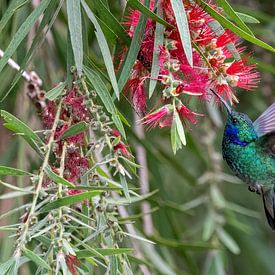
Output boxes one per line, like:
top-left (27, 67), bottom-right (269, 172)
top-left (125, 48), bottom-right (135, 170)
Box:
top-left (262, 186), bottom-right (275, 230)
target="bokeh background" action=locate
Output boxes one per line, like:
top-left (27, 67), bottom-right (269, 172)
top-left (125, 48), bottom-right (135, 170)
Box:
top-left (1, 0), bottom-right (275, 274)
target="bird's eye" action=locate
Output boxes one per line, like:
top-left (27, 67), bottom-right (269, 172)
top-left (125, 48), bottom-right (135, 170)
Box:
top-left (232, 118), bottom-right (238, 124)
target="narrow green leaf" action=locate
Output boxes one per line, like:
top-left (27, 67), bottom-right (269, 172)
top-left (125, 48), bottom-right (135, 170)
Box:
top-left (151, 236), bottom-right (216, 250)
top-left (84, 67), bottom-right (126, 138)
top-left (45, 82), bottom-right (66, 100)
top-left (175, 111), bottom-right (186, 146)
top-left (76, 248), bottom-right (133, 258)
top-left (1, 0), bottom-right (61, 101)
top-left (22, 247), bottom-right (51, 270)
top-left (112, 114), bottom-right (126, 139)
top-left (0, 258), bottom-right (15, 274)
top-left (171, 115), bottom-right (177, 155)
top-left (81, 0), bottom-right (120, 99)
top-left (39, 191), bottom-right (101, 213)
top-left (67, 0), bottom-right (83, 76)
top-left (0, 0), bottom-right (31, 33)
top-left (0, 180), bottom-right (33, 192)
top-left (217, 228), bottom-right (240, 254)
top-left (107, 189), bottom-right (158, 205)
top-left (149, 4), bottom-right (164, 98)
top-left (84, 67), bottom-right (115, 113)
top-left (127, 0), bottom-right (174, 28)
top-left (1, 111), bottom-right (44, 155)
top-left (58, 122), bottom-right (87, 140)
top-left (122, 232), bottom-right (155, 244)
top-left (67, 32), bottom-right (74, 89)
top-left (170, 0), bottom-right (193, 67)
top-left (0, 0), bottom-right (51, 74)
top-left (119, 174), bottom-right (131, 202)
top-left (0, 166), bottom-right (32, 176)
top-left (0, 189), bottom-right (34, 199)
top-left (197, 0), bottom-right (275, 53)
top-left (236, 12), bottom-right (260, 24)
top-left (216, 0), bottom-right (254, 36)
top-left (44, 166), bottom-right (75, 187)
top-left (93, 0), bottom-right (131, 45)
top-left (117, 0), bottom-right (150, 92)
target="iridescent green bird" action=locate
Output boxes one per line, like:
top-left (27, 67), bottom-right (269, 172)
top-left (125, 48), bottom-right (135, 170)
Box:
top-left (212, 89), bottom-right (275, 230)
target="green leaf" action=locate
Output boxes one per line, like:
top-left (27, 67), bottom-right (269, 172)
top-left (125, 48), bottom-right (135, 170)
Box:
top-left (0, 180), bottom-right (33, 192)
top-left (45, 82), bottom-right (66, 100)
top-left (39, 191), bottom-right (101, 213)
top-left (1, 110), bottom-right (44, 155)
top-left (151, 236), bottom-right (216, 250)
top-left (170, 114), bottom-right (178, 155)
top-left (84, 67), bottom-right (126, 138)
top-left (0, 0), bottom-right (51, 75)
top-left (119, 174), bottom-right (131, 202)
top-left (112, 114), bottom-right (126, 139)
top-left (76, 248), bottom-right (133, 258)
top-left (197, 0), bottom-right (275, 53)
top-left (170, 0), bottom-right (193, 67)
top-left (122, 232), bottom-right (155, 244)
top-left (84, 67), bottom-right (115, 113)
top-left (22, 247), bottom-right (51, 270)
top-left (236, 12), bottom-right (260, 24)
top-left (93, 0), bottom-right (131, 45)
top-left (44, 166), bottom-right (75, 187)
top-left (217, 228), bottom-right (240, 254)
top-left (216, 0), bottom-right (254, 36)
top-left (1, 0), bottom-right (61, 101)
top-left (0, 166), bottom-right (32, 176)
top-left (0, 258), bottom-right (15, 274)
top-left (117, 0), bottom-right (150, 92)
top-left (58, 122), bottom-right (87, 140)
top-left (107, 189), bottom-right (158, 205)
top-left (0, 189), bottom-right (34, 199)
top-left (67, 0), bottom-right (83, 76)
top-left (175, 111), bottom-right (186, 146)
top-left (149, 4), bottom-right (164, 98)
top-left (127, 0), bottom-right (174, 29)
top-left (81, 0), bottom-right (120, 99)
top-left (0, 0), bottom-right (31, 34)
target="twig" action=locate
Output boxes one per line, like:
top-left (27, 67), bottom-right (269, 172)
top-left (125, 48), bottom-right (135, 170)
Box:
top-left (0, 48), bottom-right (42, 86)
top-left (14, 100), bottom-right (62, 258)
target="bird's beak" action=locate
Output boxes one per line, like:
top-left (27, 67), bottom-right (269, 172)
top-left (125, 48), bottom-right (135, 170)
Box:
top-left (210, 89), bottom-right (232, 115)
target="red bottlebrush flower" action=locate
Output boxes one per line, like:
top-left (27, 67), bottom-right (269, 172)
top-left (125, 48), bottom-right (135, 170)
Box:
top-left (67, 189), bottom-right (82, 196)
top-left (114, 142), bottom-right (130, 158)
top-left (177, 103), bottom-right (203, 124)
top-left (111, 129), bottom-right (121, 137)
top-left (42, 101), bottom-right (56, 128)
top-left (65, 254), bottom-right (80, 275)
top-left (226, 59), bottom-right (260, 90)
top-left (63, 86), bottom-right (87, 122)
top-left (65, 152), bottom-right (89, 183)
top-left (142, 105), bottom-right (171, 129)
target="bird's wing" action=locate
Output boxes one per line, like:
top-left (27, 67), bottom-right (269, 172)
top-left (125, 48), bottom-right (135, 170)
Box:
top-left (253, 103), bottom-right (275, 137)
top-left (257, 132), bottom-right (275, 157)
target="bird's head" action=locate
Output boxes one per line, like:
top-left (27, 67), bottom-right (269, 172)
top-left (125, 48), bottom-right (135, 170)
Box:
top-left (210, 89), bottom-right (257, 145)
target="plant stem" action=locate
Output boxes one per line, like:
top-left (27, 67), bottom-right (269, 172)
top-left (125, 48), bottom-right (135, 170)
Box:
top-left (14, 100), bottom-right (62, 258)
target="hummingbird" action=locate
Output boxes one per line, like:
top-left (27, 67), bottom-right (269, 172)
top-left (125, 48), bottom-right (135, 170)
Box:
top-left (211, 89), bottom-right (275, 230)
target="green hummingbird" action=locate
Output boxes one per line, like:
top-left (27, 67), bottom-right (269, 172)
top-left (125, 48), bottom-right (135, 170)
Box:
top-left (211, 89), bottom-right (275, 230)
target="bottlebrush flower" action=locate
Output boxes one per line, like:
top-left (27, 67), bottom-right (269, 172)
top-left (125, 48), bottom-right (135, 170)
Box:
top-left (65, 254), bottom-right (80, 275)
top-left (111, 129), bottom-right (130, 158)
top-left (176, 103), bottom-right (203, 124)
top-left (122, 0), bottom-right (260, 145)
top-left (141, 105), bottom-right (171, 129)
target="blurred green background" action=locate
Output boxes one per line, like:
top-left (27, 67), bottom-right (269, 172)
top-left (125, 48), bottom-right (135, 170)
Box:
top-left (1, 0), bottom-right (275, 274)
